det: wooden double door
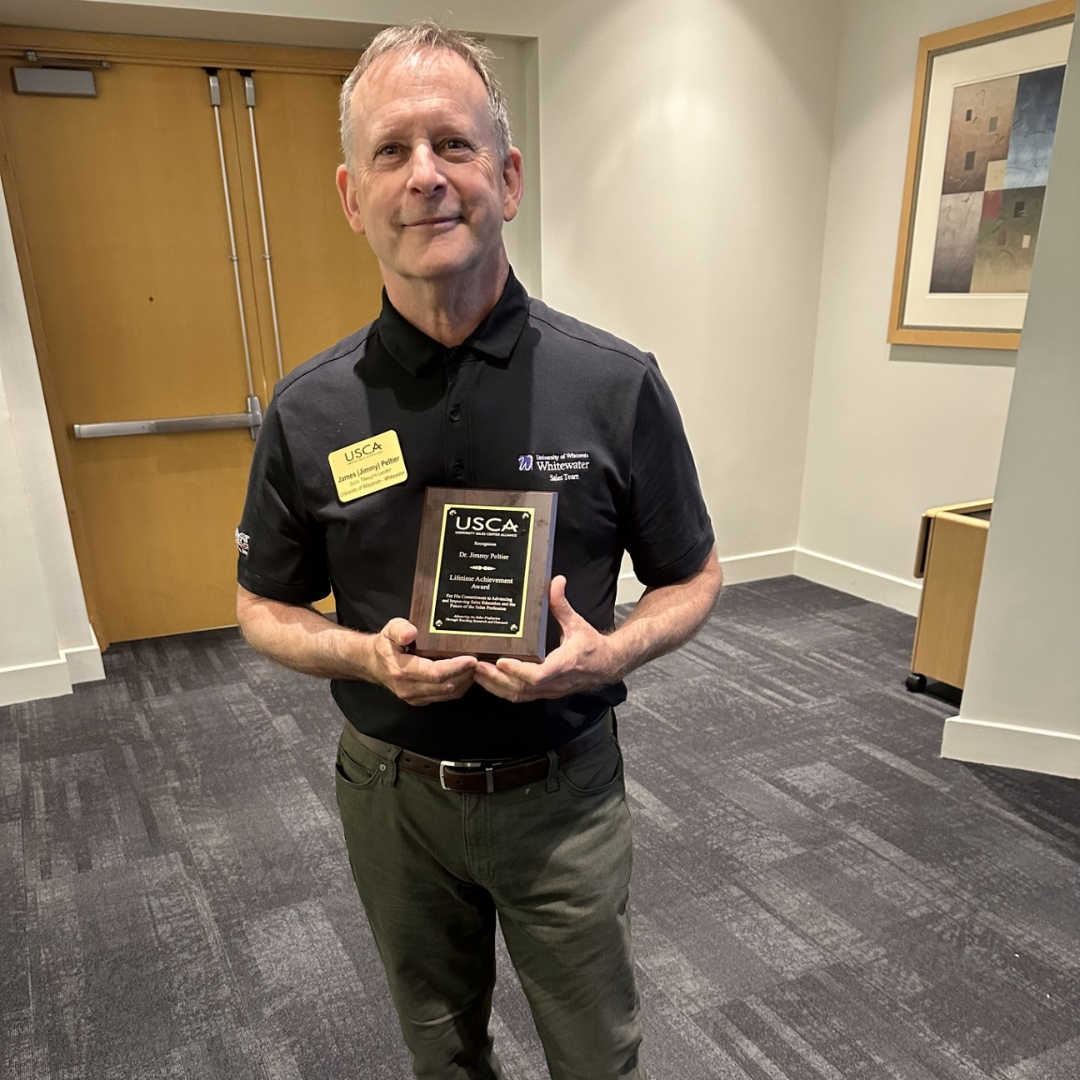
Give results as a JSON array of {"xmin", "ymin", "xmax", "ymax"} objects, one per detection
[{"xmin": 0, "ymin": 29, "xmax": 382, "ymax": 645}]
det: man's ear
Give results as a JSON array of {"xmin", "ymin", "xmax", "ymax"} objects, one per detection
[
  {"xmin": 336, "ymin": 164, "xmax": 366, "ymax": 235},
  {"xmin": 501, "ymin": 147, "xmax": 524, "ymax": 223}
]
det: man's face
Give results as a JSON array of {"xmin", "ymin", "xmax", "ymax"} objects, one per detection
[{"xmin": 336, "ymin": 48, "xmax": 523, "ymax": 288}]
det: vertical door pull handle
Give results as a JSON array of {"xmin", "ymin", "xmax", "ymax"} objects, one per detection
[
  {"xmin": 207, "ymin": 70, "xmax": 257, "ymax": 400},
  {"xmin": 242, "ymin": 72, "xmax": 286, "ymax": 382}
]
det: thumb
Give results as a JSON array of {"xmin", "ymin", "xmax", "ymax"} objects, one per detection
[
  {"xmin": 548, "ymin": 576, "xmax": 579, "ymax": 630},
  {"xmin": 383, "ymin": 618, "xmax": 418, "ymax": 649}
]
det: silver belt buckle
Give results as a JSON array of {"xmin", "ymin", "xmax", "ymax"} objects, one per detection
[
  {"xmin": 439, "ymin": 759, "xmax": 480, "ymax": 790},
  {"xmin": 440, "ymin": 760, "xmax": 496, "ymax": 792}
]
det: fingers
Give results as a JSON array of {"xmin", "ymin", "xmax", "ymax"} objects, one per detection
[
  {"xmin": 473, "ymin": 580, "xmax": 594, "ymax": 702},
  {"xmin": 549, "ymin": 575, "xmax": 568, "ymax": 606},
  {"xmin": 379, "ymin": 621, "xmax": 475, "ymax": 677},
  {"xmin": 386, "ymin": 659, "xmax": 476, "ymax": 704},
  {"xmin": 547, "ymin": 576, "xmax": 578, "ymax": 632},
  {"xmin": 474, "ymin": 655, "xmax": 563, "ymax": 703},
  {"xmin": 494, "ymin": 657, "xmax": 544, "ymax": 683},
  {"xmin": 473, "ymin": 661, "xmax": 529, "ymax": 702},
  {"xmin": 374, "ymin": 582, "xmax": 584, "ymax": 705},
  {"xmin": 428, "ymin": 655, "xmax": 479, "ymax": 680},
  {"xmin": 383, "ymin": 618, "xmax": 418, "ymax": 648},
  {"xmin": 401, "ymin": 674, "xmax": 475, "ymax": 705},
  {"xmin": 474, "ymin": 615, "xmax": 614, "ymax": 702},
  {"xmin": 375, "ymin": 619, "xmax": 477, "ymax": 704}
]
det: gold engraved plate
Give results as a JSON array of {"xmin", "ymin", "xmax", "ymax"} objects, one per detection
[
  {"xmin": 328, "ymin": 429, "xmax": 408, "ymax": 503},
  {"xmin": 409, "ymin": 488, "xmax": 557, "ymax": 662},
  {"xmin": 429, "ymin": 504, "xmax": 535, "ymax": 639}
]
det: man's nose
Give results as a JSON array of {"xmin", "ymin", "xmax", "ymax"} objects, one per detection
[{"xmin": 408, "ymin": 144, "xmax": 445, "ymax": 195}]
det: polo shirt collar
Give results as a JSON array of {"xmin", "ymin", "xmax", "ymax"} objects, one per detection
[{"xmin": 376, "ymin": 268, "xmax": 530, "ymax": 376}]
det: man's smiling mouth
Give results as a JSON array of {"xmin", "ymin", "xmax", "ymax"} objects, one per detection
[{"xmin": 405, "ymin": 216, "xmax": 460, "ymax": 227}]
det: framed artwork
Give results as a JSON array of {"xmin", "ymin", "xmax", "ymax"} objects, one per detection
[{"xmin": 889, "ymin": 1, "xmax": 1074, "ymax": 349}]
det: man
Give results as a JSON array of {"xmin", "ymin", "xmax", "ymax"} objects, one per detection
[{"xmin": 236, "ymin": 21, "xmax": 722, "ymax": 1080}]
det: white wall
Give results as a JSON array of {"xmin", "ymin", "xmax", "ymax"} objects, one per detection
[
  {"xmin": 0, "ymin": 174, "xmax": 103, "ymax": 705},
  {"xmin": 942, "ymin": 23, "xmax": 1080, "ymax": 780},
  {"xmin": 796, "ymin": 0, "xmax": 1029, "ymax": 614},
  {"xmin": 0, "ymin": 0, "xmax": 844, "ymax": 700},
  {"xmin": 0, "ymin": 366, "xmax": 70, "ymax": 706},
  {"xmin": 536, "ymin": 0, "xmax": 841, "ymax": 584}
]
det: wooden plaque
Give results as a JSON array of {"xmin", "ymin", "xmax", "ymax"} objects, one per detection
[{"xmin": 409, "ymin": 488, "xmax": 557, "ymax": 662}]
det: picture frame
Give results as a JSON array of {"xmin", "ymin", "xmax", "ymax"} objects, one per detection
[{"xmin": 888, "ymin": 1, "xmax": 1074, "ymax": 349}]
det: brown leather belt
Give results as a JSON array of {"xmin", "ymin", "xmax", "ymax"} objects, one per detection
[{"xmin": 342, "ymin": 711, "xmax": 614, "ymax": 794}]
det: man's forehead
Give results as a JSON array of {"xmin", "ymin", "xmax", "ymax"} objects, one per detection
[
  {"xmin": 355, "ymin": 47, "xmax": 485, "ymax": 113},
  {"xmin": 368, "ymin": 45, "xmax": 468, "ymax": 78}
]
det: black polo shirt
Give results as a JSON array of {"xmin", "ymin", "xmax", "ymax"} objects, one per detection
[{"xmin": 237, "ymin": 270, "xmax": 713, "ymax": 759}]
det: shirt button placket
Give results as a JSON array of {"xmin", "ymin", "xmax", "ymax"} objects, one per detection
[{"xmin": 446, "ymin": 352, "xmax": 470, "ymax": 484}]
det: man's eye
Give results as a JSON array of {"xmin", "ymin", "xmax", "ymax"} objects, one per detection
[
  {"xmin": 443, "ymin": 139, "xmax": 471, "ymax": 152},
  {"xmin": 375, "ymin": 144, "xmax": 400, "ymax": 158}
]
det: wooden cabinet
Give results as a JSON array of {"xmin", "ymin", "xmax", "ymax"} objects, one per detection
[{"xmin": 909, "ymin": 500, "xmax": 992, "ymax": 691}]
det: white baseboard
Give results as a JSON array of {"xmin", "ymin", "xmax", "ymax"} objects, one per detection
[
  {"xmin": 0, "ymin": 636, "xmax": 103, "ymax": 708},
  {"xmin": 941, "ymin": 717, "xmax": 1080, "ymax": 780},
  {"xmin": 0, "ymin": 657, "xmax": 72, "ymax": 708},
  {"xmin": 719, "ymin": 547, "xmax": 797, "ymax": 585},
  {"xmin": 793, "ymin": 548, "xmax": 922, "ymax": 615},
  {"xmin": 618, "ymin": 546, "xmax": 919, "ymax": 614},
  {"xmin": 63, "ymin": 642, "xmax": 105, "ymax": 684},
  {"xmin": 616, "ymin": 548, "xmax": 796, "ymax": 605}
]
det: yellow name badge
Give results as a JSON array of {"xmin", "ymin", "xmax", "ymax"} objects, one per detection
[{"xmin": 328, "ymin": 429, "xmax": 408, "ymax": 503}]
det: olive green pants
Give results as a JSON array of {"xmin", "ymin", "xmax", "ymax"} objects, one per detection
[{"xmin": 334, "ymin": 721, "xmax": 645, "ymax": 1080}]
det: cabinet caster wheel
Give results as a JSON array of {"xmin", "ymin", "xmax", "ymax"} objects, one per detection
[{"xmin": 905, "ymin": 673, "xmax": 927, "ymax": 693}]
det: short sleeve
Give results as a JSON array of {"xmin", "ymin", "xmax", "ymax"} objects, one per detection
[
  {"xmin": 236, "ymin": 396, "xmax": 331, "ymax": 604},
  {"xmin": 623, "ymin": 356, "xmax": 715, "ymax": 587}
]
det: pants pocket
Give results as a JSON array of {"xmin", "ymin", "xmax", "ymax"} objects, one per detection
[
  {"xmin": 334, "ymin": 735, "xmax": 384, "ymax": 790},
  {"xmin": 559, "ymin": 734, "xmax": 624, "ymax": 796}
]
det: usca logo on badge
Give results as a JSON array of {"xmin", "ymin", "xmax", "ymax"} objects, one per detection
[
  {"xmin": 343, "ymin": 439, "xmax": 381, "ymax": 462},
  {"xmin": 518, "ymin": 455, "xmax": 533, "ymax": 471}
]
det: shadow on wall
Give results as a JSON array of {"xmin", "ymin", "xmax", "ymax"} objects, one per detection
[{"xmin": 890, "ymin": 344, "xmax": 1018, "ymax": 367}]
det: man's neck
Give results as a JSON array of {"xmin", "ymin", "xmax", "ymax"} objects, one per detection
[{"xmin": 383, "ymin": 256, "xmax": 510, "ymax": 348}]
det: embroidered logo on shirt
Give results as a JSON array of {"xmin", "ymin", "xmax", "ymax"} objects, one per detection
[
  {"xmin": 235, "ymin": 528, "xmax": 250, "ymax": 557},
  {"xmin": 328, "ymin": 429, "xmax": 408, "ymax": 503},
  {"xmin": 520, "ymin": 451, "xmax": 591, "ymax": 483}
]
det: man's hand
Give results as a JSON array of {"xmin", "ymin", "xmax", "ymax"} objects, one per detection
[
  {"xmin": 473, "ymin": 548, "xmax": 722, "ymax": 704},
  {"xmin": 474, "ymin": 576, "xmax": 616, "ymax": 703},
  {"xmin": 235, "ymin": 586, "xmax": 476, "ymax": 705},
  {"xmin": 368, "ymin": 618, "xmax": 477, "ymax": 705}
]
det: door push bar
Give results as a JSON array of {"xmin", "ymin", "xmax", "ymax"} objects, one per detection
[{"xmin": 73, "ymin": 395, "xmax": 263, "ymax": 441}]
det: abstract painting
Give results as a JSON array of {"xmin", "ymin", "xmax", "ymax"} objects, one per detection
[
  {"xmin": 930, "ymin": 65, "xmax": 1064, "ymax": 294},
  {"xmin": 889, "ymin": 2, "xmax": 1073, "ymax": 349}
]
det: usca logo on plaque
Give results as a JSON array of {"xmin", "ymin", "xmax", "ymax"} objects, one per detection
[{"xmin": 454, "ymin": 513, "xmax": 521, "ymax": 534}]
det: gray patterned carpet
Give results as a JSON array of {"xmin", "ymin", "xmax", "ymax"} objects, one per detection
[{"xmin": 3, "ymin": 577, "xmax": 1080, "ymax": 1079}]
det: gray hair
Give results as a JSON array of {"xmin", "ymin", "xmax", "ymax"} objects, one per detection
[{"xmin": 339, "ymin": 21, "xmax": 512, "ymax": 168}]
